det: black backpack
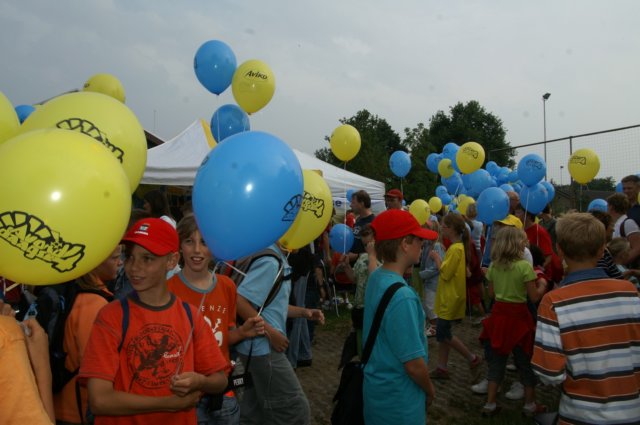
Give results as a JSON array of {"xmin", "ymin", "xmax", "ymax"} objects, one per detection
[{"xmin": 25, "ymin": 282, "xmax": 113, "ymax": 393}]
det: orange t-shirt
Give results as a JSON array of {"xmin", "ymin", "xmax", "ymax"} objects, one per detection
[
  {"xmin": 54, "ymin": 289, "xmax": 111, "ymax": 423},
  {"xmin": 167, "ymin": 273, "xmax": 236, "ymax": 364},
  {"xmin": 79, "ymin": 294, "xmax": 226, "ymax": 425}
]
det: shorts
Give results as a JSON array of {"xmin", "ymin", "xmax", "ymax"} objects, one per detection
[{"xmin": 436, "ymin": 318, "xmax": 454, "ymax": 342}]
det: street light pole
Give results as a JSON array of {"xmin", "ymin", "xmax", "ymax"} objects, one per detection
[
  {"xmin": 560, "ymin": 165, "xmax": 564, "ymax": 187},
  {"xmin": 542, "ymin": 93, "xmax": 551, "ymax": 180}
]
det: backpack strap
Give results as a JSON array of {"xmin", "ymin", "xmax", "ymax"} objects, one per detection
[
  {"xmin": 117, "ymin": 297, "xmax": 130, "ymax": 353},
  {"xmin": 620, "ymin": 217, "xmax": 629, "ymax": 238},
  {"xmin": 361, "ymin": 282, "xmax": 404, "ymax": 365},
  {"xmin": 181, "ymin": 300, "xmax": 194, "ymax": 328}
]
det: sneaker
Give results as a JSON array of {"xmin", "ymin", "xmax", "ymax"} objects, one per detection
[
  {"xmin": 522, "ymin": 402, "xmax": 547, "ymax": 417},
  {"xmin": 505, "ymin": 381, "xmax": 524, "ymax": 400},
  {"xmin": 506, "ymin": 363, "xmax": 517, "ymax": 372},
  {"xmin": 471, "ymin": 379, "xmax": 488, "ymax": 394},
  {"xmin": 430, "ymin": 368, "xmax": 450, "ymax": 380},
  {"xmin": 469, "ymin": 354, "xmax": 483, "ymax": 369},
  {"xmin": 472, "ymin": 315, "xmax": 486, "ymax": 326},
  {"xmin": 346, "ymin": 303, "xmax": 354, "ymax": 310},
  {"xmin": 481, "ymin": 404, "xmax": 501, "ymax": 417}
]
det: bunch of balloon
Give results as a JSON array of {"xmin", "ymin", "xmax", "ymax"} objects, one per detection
[
  {"xmin": 409, "ymin": 199, "xmax": 431, "ymax": 225},
  {"xmin": 330, "ymin": 124, "xmax": 361, "ymax": 162},
  {"xmin": 568, "ymin": 149, "xmax": 600, "ymax": 184},
  {"xmin": 279, "ymin": 170, "xmax": 333, "ymax": 250},
  {"xmin": 19, "ymin": 91, "xmax": 147, "ymax": 193},
  {"xmin": 232, "ymin": 60, "xmax": 275, "ymax": 114},
  {"xmin": 210, "ymin": 104, "xmax": 250, "ymax": 142},
  {"xmin": 83, "ymin": 73, "xmax": 126, "ymax": 103},
  {"xmin": 0, "ymin": 91, "xmax": 19, "ymax": 144},
  {"xmin": 194, "ymin": 40, "xmax": 237, "ymax": 96},
  {"xmin": 192, "ymin": 131, "xmax": 303, "ymax": 261},
  {"xmin": 0, "ymin": 129, "xmax": 131, "ymax": 285},
  {"xmin": 389, "ymin": 150, "xmax": 411, "ymax": 178}
]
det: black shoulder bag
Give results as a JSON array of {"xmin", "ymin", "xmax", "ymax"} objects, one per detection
[{"xmin": 331, "ymin": 282, "xmax": 404, "ymax": 425}]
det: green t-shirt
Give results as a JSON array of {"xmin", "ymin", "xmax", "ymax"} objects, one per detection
[{"xmin": 487, "ymin": 259, "xmax": 536, "ymax": 303}]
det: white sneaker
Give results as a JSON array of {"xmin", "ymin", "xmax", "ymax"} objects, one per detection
[
  {"xmin": 505, "ymin": 381, "xmax": 524, "ymax": 400},
  {"xmin": 471, "ymin": 378, "xmax": 488, "ymax": 394},
  {"xmin": 506, "ymin": 363, "xmax": 517, "ymax": 372},
  {"xmin": 346, "ymin": 303, "xmax": 353, "ymax": 310}
]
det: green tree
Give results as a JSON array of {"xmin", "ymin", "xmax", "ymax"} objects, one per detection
[
  {"xmin": 428, "ymin": 100, "xmax": 515, "ymax": 167},
  {"xmin": 401, "ymin": 123, "xmax": 439, "ymax": 202}
]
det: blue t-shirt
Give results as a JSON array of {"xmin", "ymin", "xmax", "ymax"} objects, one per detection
[
  {"xmin": 363, "ymin": 268, "xmax": 428, "ymax": 425},
  {"xmin": 235, "ymin": 246, "xmax": 291, "ymax": 356}
]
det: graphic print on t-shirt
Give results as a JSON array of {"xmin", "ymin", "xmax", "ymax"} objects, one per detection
[{"xmin": 126, "ymin": 323, "xmax": 184, "ymax": 389}]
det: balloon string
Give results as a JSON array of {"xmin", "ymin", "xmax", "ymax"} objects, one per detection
[{"xmin": 343, "ymin": 161, "xmax": 349, "ymax": 253}]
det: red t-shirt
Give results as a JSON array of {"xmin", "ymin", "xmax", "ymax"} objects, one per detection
[
  {"xmin": 79, "ymin": 295, "xmax": 226, "ymax": 425},
  {"xmin": 525, "ymin": 224, "xmax": 563, "ymax": 283},
  {"xmin": 167, "ymin": 273, "xmax": 236, "ymax": 365}
]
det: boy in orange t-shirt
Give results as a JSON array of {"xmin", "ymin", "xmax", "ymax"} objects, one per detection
[
  {"xmin": 167, "ymin": 214, "xmax": 264, "ymax": 423},
  {"xmin": 80, "ymin": 218, "xmax": 228, "ymax": 425}
]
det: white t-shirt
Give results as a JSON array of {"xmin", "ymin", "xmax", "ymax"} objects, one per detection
[{"xmin": 613, "ymin": 214, "xmax": 640, "ymax": 238}]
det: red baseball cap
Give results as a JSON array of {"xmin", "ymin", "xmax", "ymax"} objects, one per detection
[
  {"xmin": 384, "ymin": 189, "xmax": 403, "ymax": 201},
  {"xmin": 371, "ymin": 209, "xmax": 438, "ymax": 242},
  {"xmin": 122, "ymin": 218, "xmax": 179, "ymax": 256}
]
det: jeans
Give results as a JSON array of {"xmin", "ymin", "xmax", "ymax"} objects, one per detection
[
  {"xmin": 286, "ymin": 275, "xmax": 312, "ymax": 368},
  {"xmin": 197, "ymin": 395, "xmax": 240, "ymax": 425}
]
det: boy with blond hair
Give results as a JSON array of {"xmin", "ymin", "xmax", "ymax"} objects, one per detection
[{"xmin": 532, "ymin": 213, "xmax": 640, "ymax": 425}]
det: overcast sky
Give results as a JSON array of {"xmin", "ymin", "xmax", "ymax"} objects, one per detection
[{"xmin": 2, "ymin": 1, "xmax": 639, "ymax": 182}]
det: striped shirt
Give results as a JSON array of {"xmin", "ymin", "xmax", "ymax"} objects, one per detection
[{"xmin": 532, "ymin": 268, "xmax": 640, "ymax": 425}]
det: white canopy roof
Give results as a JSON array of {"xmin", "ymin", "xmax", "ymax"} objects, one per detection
[{"xmin": 141, "ymin": 120, "xmax": 385, "ymax": 203}]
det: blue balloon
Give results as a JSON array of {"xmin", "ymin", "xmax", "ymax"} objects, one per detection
[
  {"xmin": 520, "ymin": 183, "xmax": 549, "ymax": 215},
  {"xmin": 476, "ymin": 187, "xmax": 510, "ymax": 224},
  {"xmin": 508, "ymin": 170, "xmax": 519, "ymax": 183},
  {"xmin": 442, "ymin": 142, "xmax": 460, "ymax": 172},
  {"xmin": 439, "ymin": 193, "xmax": 452, "ymax": 205},
  {"xmin": 210, "ymin": 104, "xmax": 250, "ymax": 142},
  {"xmin": 541, "ymin": 181, "xmax": 555, "ymax": 203},
  {"xmin": 194, "ymin": 40, "xmax": 237, "ymax": 95},
  {"xmin": 517, "ymin": 154, "xmax": 546, "ymax": 187},
  {"xmin": 486, "ymin": 161, "xmax": 499, "ymax": 176},
  {"xmin": 616, "ymin": 182, "xmax": 623, "ymax": 193},
  {"xmin": 14, "ymin": 104, "xmax": 35, "ymax": 123},
  {"xmin": 329, "ymin": 224, "xmax": 354, "ymax": 254},
  {"xmin": 193, "ymin": 131, "xmax": 303, "ymax": 260},
  {"xmin": 442, "ymin": 172, "xmax": 463, "ymax": 194},
  {"xmin": 435, "ymin": 185, "xmax": 448, "ymax": 197},
  {"xmin": 426, "ymin": 153, "xmax": 441, "ymax": 174},
  {"xmin": 466, "ymin": 169, "xmax": 493, "ymax": 198},
  {"xmin": 346, "ymin": 188, "xmax": 356, "ymax": 202},
  {"xmin": 389, "ymin": 150, "xmax": 411, "ymax": 177},
  {"xmin": 500, "ymin": 184, "xmax": 514, "ymax": 193},
  {"xmin": 588, "ymin": 198, "xmax": 608, "ymax": 213}
]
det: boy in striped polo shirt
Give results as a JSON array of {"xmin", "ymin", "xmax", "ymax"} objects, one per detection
[{"xmin": 532, "ymin": 213, "xmax": 640, "ymax": 425}]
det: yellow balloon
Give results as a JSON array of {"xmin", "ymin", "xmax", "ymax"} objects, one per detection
[
  {"xmin": 457, "ymin": 196, "xmax": 476, "ymax": 216},
  {"xmin": 456, "ymin": 141, "xmax": 485, "ymax": 174},
  {"xmin": 279, "ymin": 170, "xmax": 333, "ymax": 250},
  {"xmin": 0, "ymin": 91, "xmax": 19, "ymax": 145},
  {"xmin": 83, "ymin": 73, "xmax": 126, "ymax": 103},
  {"xmin": 428, "ymin": 196, "xmax": 442, "ymax": 214},
  {"xmin": 409, "ymin": 199, "xmax": 431, "ymax": 225},
  {"xmin": 568, "ymin": 148, "xmax": 600, "ymax": 184},
  {"xmin": 232, "ymin": 60, "xmax": 275, "ymax": 114},
  {"xmin": 330, "ymin": 124, "xmax": 361, "ymax": 162},
  {"xmin": 20, "ymin": 91, "xmax": 147, "ymax": 192},
  {"xmin": 0, "ymin": 129, "xmax": 131, "ymax": 285},
  {"xmin": 438, "ymin": 158, "xmax": 455, "ymax": 178}
]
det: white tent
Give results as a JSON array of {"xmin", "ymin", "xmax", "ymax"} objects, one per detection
[{"xmin": 142, "ymin": 121, "xmax": 386, "ymax": 208}]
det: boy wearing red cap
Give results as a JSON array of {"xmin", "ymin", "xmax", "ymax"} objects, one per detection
[
  {"xmin": 363, "ymin": 209, "xmax": 437, "ymax": 425},
  {"xmin": 80, "ymin": 218, "xmax": 228, "ymax": 425}
]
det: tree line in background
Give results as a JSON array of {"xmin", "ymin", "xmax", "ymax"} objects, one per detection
[{"xmin": 315, "ymin": 100, "xmax": 616, "ymax": 208}]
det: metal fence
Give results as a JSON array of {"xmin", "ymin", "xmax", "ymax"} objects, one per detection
[{"xmin": 489, "ymin": 124, "xmax": 640, "ymax": 186}]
